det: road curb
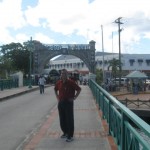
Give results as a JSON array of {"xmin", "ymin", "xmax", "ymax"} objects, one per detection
[
  {"xmin": 0, "ymin": 87, "xmax": 39, "ymax": 102},
  {"xmin": 0, "ymin": 85, "xmax": 53, "ymax": 102}
]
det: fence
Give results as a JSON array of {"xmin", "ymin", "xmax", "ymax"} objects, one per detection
[
  {"xmin": 0, "ymin": 79, "xmax": 18, "ymax": 91},
  {"xmin": 119, "ymin": 98, "xmax": 150, "ymax": 108},
  {"xmin": 0, "ymin": 79, "xmax": 37, "ymax": 91},
  {"xmin": 89, "ymin": 79, "xmax": 150, "ymax": 150}
]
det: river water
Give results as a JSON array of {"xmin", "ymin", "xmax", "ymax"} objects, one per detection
[{"xmin": 135, "ymin": 128, "xmax": 150, "ymax": 149}]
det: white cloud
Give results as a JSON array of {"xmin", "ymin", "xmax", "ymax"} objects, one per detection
[
  {"xmin": 0, "ymin": 28, "xmax": 14, "ymax": 44},
  {"xmin": 0, "ymin": 0, "xmax": 150, "ymax": 53},
  {"xmin": 34, "ymin": 33, "xmax": 55, "ymax": 44},
  {"xmin": 0, "ymin": 0, "xmax": 26, "ymax": 44},
  {"xmin": 15, "ymin": 34, "xmax": 29, "ymax": 43},
  {"xmin": 0, "ymin": 0, "xmax": 26, "ymax": 29}
]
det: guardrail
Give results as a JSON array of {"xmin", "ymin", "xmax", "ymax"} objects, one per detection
[
  {"xmin": 0, "ymin": 79, "xmax": 18, "ymax": 91},
  {"xmin": 0, "ymin": 79, "xmax": 37, "ymax": 91},
  {"xmin": 89, "ymin": 79, "xmax": 150, "ymax": 150},
  {"xmin": 119, "ymin": 98, "xmax": 150, "ymax": 108}
]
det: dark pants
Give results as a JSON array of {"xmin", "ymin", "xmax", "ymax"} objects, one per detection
[
  {"xmin": 58, "ymin": 100, "xmax": 74, "ymax": 138},
  {"xmin": 39, "ymin": 85, "xmax": 44, "ymax": 94}
]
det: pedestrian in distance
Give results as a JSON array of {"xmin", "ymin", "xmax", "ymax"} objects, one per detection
[
  {"xmin": 38, "ymin": 75, "xmax": 46, "ymax": 94},
  {"xmin": 54, "ymin": 69, "xmax": 81, "ymax": 142}
]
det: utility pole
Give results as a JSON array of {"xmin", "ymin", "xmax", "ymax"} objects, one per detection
[
  {"xmin": 114, "ymin": 17, "xmax": 123, "ymax": 87},
  {"xmin": 101, "ymin": 25, "xmax": 105, "ymax": 83},
  {"xmin": 28, "ymin": 37, "xmax": 33, "ymax": 88},
  {"xmin": 112, "ymin": 32, "xmax": 114, "ymax": 58}
]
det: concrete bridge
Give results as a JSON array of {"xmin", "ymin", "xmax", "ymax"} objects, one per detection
[{"xmin": 0, "ymin": 80, "xmax": 150, "ymax": 150}]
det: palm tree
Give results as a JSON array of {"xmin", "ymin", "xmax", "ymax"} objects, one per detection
[
  {"xmin": 108, "ymin": 58, "xmax": 120, "ymax": 79},
  {"xmin": 95, "ymin": 68, "xmax": 103, "ymax": 85}
]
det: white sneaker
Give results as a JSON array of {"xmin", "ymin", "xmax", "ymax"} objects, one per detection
[
  {"xmin": 60, "ymin": 134, "xmax": 67, "ymax": 138},
  {"xmin": 66, "ymin": 137, "xmax": 73, "ymax": 142}
]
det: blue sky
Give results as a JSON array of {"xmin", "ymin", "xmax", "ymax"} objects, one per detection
[{"xmin": 0, "ymin": 0, "xmax": 150, "ymax": 55}]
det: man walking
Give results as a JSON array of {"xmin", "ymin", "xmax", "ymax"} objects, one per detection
[
  {"xmin": 54, "ymin": 69, "xmax": 81, "ymax": 142},
  {"xmin": 38, "ymin": 75, "xmax": 46, "ymax": 94}
]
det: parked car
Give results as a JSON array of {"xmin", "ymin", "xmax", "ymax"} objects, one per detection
[
  {"xmin": 146, "ymin": 79, "xmax": 150, "ymax": 85},
  {"xmin": 113, "ymin": 78, "xmax": 128, "ymax": 86}
]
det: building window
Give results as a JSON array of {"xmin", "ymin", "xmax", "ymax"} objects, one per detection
[
  {"xmin": 81, "ymin": 62, "xmax": 84, "ymax": 67},
  {"xmin": 99, "ymin": 61, "xmax": 102, "ymax": 66},
  {"xmin": 129, "ymin": 59, "xmax": 135, "ymax": 66},
  {"xmin": 138, "ymin": 59, "xmax": 143, "ymax": 66},
  {"xmin": 73, "ymin": 63, "xmax": 76, "ymax": 68},
  {"xmin": 104, "ymin": 60, "xmax": 108, "ymax": 65},
  {"xmin": 122, "ymin": 60, "xmax": 125, "ymax": 66},
  {"xmin": 70, "ymin": 63, "xmax": 72, "ymax": 68},
  {"xmin": 77, "ymin": 63, "xmax": 80, "ymax": 68},
  {"xmin": 146, "ymin": 59, "xmax": 150, "ymax": 66}
]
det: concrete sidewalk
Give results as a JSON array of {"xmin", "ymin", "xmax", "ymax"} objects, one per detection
[
  {"xmin": 21, "ymin": 85, "xmax": 116, "ymax": 150},
  {"xmin": 0, "ymin": 86, "xmax": 39, "ymax": 101},
  {"xmin": 0, "ymin": 85, "xmax": 53, "ymax": 101}
]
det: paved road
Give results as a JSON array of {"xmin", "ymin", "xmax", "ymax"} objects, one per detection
[{"xmin": 0, "ymin": 86, "xmax": 57, "ymax": 150}]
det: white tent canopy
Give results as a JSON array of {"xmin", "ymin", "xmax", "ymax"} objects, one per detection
[{"xmin": 125, "ymin": 70, "xmax": 148, "ymax": 79}]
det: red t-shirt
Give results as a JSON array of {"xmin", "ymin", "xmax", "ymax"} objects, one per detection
[{"xmin": 54, "ymin": 79, "xmax": 81, "ymax": 101}]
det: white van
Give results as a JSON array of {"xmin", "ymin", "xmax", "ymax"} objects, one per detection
[
  {"xmin": 113, "ymin": 78, "xmax": 128, "ymax": 86},
  {"xmin": 146, "ymin": 79, "xmax": 150, "ymax": 85}
]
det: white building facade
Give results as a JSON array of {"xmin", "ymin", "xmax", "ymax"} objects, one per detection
[{"xmin": 47, "ymin": 52, "xmax": 150, "ymax": 78}]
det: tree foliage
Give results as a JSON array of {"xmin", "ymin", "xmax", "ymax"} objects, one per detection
[
  {"xmin": 108, "ymin": 58, "xmax": 120, "ymax": 79},
  {"xmin": 95, "ymin": 68, "xmax": 103, "ymax": 85},
  {"xmin": 0, "ymin": 42, "xmax": 30, "ymax": 78}
]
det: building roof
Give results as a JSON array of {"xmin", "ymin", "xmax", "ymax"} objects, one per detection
[
  {"xmin": 53, "ymin": 55, "xmax": 77, "ymax": 61},
  {"xmin": 52, "ymin": 52, "xmax": 115, "ymax": 61},
  {"xmin": 125, "ymin": 70, "xmax": 148, "ymax": 79}
]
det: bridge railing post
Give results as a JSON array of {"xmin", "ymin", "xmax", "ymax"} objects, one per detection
[{"xmin": 120, "ymin": 112, "xmax": 127, "ymax": 150}]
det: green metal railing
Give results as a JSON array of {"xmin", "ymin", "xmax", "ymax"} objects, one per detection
[
  {"xmin": 0, "ymin": 79, "xmax": 18, "ymax": 91},
  {"xmin": 89, "ymin": 79, "xmax": 150, "ymax": 150},
  {"xmin": 0, "ymin": 79, "xmax": 37, "ymax": 91}
]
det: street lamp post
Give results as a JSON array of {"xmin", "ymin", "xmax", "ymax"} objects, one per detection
[{"xmin": 28, "ymin": 37, "xmax": 33, "ymax": 88}]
